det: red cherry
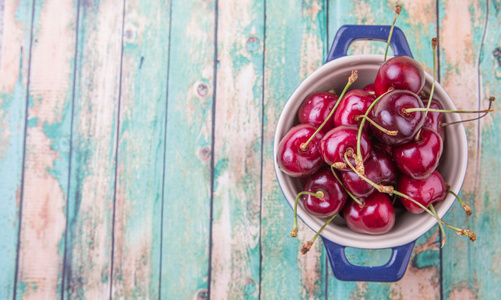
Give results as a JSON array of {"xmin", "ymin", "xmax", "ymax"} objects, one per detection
[
  {"xmin": 332, "ymin": 89, "xmax": 375, "ymax": 131},
  {"xmin": 277, "ymin": 124, "xmax": 324, "ymax": 177},
  {"xmin": 343, "ymin": 191, "xmax": 396, "ymax": 235},
  {"xmin": 363, "ymin": 83, "xmax": 375, "ymax": 94},
  {"xmin": 397, "ymin": 170, "xmax": 447, "ymax": 214},
  {"xmin": 302, "ymin": 168, "xmax": 347, "ymax": 217},
  {"xmin": 370, "ymin": 90, "xmax": 425, "ymax": 146},
  {"xmin": 342, "ymin": 146, "xmax": 397, "ymax": 197},
  {"xmin": 298, "ymin": 92, "xmax": 339, "ymax": 132},
  {"xmin": 374, "ymin": 56, "xmax": 425, "ymax": 97},
  {"xmin": 320, "ymin": 125, "xmax": 371, "ymax": 171},
  {"xmin": 393, "ymin": 127, "xmax": 443, "ymax": 180}
]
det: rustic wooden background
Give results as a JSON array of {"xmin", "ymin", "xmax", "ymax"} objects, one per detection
[{"xmin": 1, "ymin": 0, "xmax": 500, "ymax": 299}]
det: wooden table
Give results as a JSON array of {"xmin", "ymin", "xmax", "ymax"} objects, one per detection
[{"xmin": 1, "ymin": 0, "xmax": 500, "ymax": 299}]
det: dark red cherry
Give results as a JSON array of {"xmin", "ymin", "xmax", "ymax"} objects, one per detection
[
  {"xmin": 363, "ymin": 83, "xmax": 375, "ymax": 94},
  {"xmin": 393, "ymin": 127, "xmax": 443, "ymax": 180},
  {"xmin": 277, "ymin": 124, "xmax": 325, "ymax": 177},
  {"xmin": 422, "ymin": 99, "xmax": 445, "ymax": 140},
  {"xmin": 342, "ymin": 146, "xmax": 397, "ymax": 197},
  {"xmin": 398, "ymin": 170, "xmax": 447, "ymax": 214},
  {"xmin": 374, "ymin": 56, "xmax": 425, "ymax": 97},
  {"xmin": 343, "ymin": 191, "xmax": 395, "ymax": 235},
  {"xmin": 332, "ymin": 89, "xmax": 375, "ymax": 131},
  {"xmin": 298, "ymin": 92, "xmax": 339, "ymax": 133},
  {"xmin": 370, "ymin": 90, "xmax": 425, "ymax": 146},
  {"xmin": 320, "ymin": 125, "xmax": 371, "ymax": 171},
  {"xmin": 302, "ymin": 168, "xmax": 347, "ymax": 217}
]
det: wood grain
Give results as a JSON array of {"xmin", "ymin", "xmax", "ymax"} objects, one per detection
[
  {"xmin": 210, "ymin": 0, "xmax": 264, "ymax": 298},
  {"xmin": 62, "ymin": 0, "xmax": 124, "ymax": 298},
  {"xmin": 0, "ymin": 0, "xmax": 33, "ymax": 298},
  {"xmin": 261, "ymin": 0, "xmax": 328, "ymax": 299},
  {"xmin": 15, "ymin": 0, "xmax": 77, "ymax": 298},
  {"xmin": 160, "ymin": 0, "xmax": 214, "ymax": 298},
  {"xmin": 326, "ymin": 1, "xmax": 440, "ymax": 298},
  {"xmin": 110, "ymin": 0, "xmax": 170, "ymax": 298}
]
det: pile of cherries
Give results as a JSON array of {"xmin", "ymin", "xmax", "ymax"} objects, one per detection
[{"xmin": 277, "ymin": 48, "xmax": 491, "ymax": 253}]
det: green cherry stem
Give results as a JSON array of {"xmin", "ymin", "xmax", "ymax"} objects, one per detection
[
  {"xmin": 301, "ymin": 213, "xmax": 338, "ymax": 254},
  {"xmin": 440, "ymin": 96, "xmax": 496, "ymax": 127},
  {"xmin": 404, "ymin": 107, "xmax": 494, "ymax": 114},
  {"xmin": 430, "ymin": 204, "xmax": 447, "ymax": 248},
  {"xmin": 356, "ymin": 115, "xmax": 398, "ymax": 136},
  {"xmin": 300, "ymin": 70, "xmax": 358, "ymax": 151},
  {"xmin": 448, "ymin": 189, "xmax": 472, "ymax": 216},
  {"xmin": 384, "ymin": 5, "xmax": 402, "ymax": 62},
  {"xmin": 355, "ymin": 88, "xmax": 395, "ymax": 174},
  {"xmin": 291, "ymin": 191, "xmax": 325, "ymax": 237},
  {"xmin": 416, "ymin": 37, "xmax": 438, "ymax": 141},
  {"xmin": 344, "ymin": 152, "xmax": 477, "ymax": 243},
  {"xmin": 330, "ymin": 164, "xmax": 364, "ymax": 207}
]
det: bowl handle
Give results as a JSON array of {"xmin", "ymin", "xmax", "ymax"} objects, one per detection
[
  {"xmin": 322, "ymin": 237, "xmax": 415, "ymax": 282},
  {"xmin": 326, "ymin": 25, "xmax": 413, "ymax": 63}
]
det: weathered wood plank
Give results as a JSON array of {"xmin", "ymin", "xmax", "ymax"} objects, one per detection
[
  {"xmin": 441, "ymin": 0, "xmax": 501, "ymax": 298},
  {"xmin": 160, "ymin": 0, "xmax": 214, "ymax": 298},
  {"xmin": 14, "ymin": 0, "xmax": 77, "ymax": 298},
  {"xmin": 110, "ymin": 0, "xmax": 170, "ymax": 298},
  {"xmin": 210, "ymin": 0, "xmax": 264, "ymax": 298},
  {"xmin": 62, "ymin": 0, "xmax": 124, "ymax": 298},
  {"xmin": 326, "ymin": 1, "xmax": 440, "ymax": 297},
  {"xmin": 261, "ymin": 0, "xmax": 328, "ymax": 299},
  {"xmin": 0, "ymin": 0, "xmax": 33, "ymax": 298}
]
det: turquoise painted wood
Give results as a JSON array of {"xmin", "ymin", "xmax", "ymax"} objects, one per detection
[
  {"xmin": 0, "ymin": 0, "xmax": 33, "ymax": 299},
  {"xmin": 160, "ymin": 0, "xmax": 214, "ymax": 299},
  {"xmin": 1, "ymin": 0, "xmax": 501, "ymax": 299}
]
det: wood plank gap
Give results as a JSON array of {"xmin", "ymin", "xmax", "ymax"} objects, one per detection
[
  {"xmin": 61, "ymin": 1, "xmax": 81, "ymax": 298},
  {"xmin": 108, "ymin": 0, "xmax": 127, "ymax": 298},
  {"xmin": 157, "ymin": 0, "xmax": 174, "ymax": 298},
  {"xmin": 207, "ymin": 0, "xmax": 219, "ymax": 298},
  {"xmin": 12, "ymin": 0, "xmax": 36, "ymax": 298}
]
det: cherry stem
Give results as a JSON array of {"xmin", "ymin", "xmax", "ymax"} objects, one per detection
[
  {"xmin": 301, "ymin": 214, "xmax": 337, "ymax": 254},
  {"xmin": 330, "ymin": 164, "xmax": 364, "ymax": 207},
  {"xmin": 384, "ymin": 5, "xmax": 402, "ymax": 62},
  {"xmin": 404, "ymin": 107, "xmax": 493, "ymax": 114},
  {"xmin": 448, "ymin": 190, "xmax": 472, "ymax": 216},
  {"xmin": 441, "ymin": 96, "xmax": 496, "ymax": 127},
  {"xmin": 430, "ymin": 204, "xmax": 447, "ymax": 248},
  {"xmin": 355, "ymin": 88, "xmax": 395, "ymax": 174},
  {"xmin": 300, "ymin": 70, "xmax": 358, "ymax": 151},
  {"xmin": 344, "ymin": 152, "xmax": 476, "ymax": 242},
  {"xmin": 292, "ymin": 191, "xmax": 325, "ymax": 237},
  {"xmin": 416, "ymin": 37, "xmax": 438, "ymax": 141},
  {"xmin": 356, "ymin": 115, "xmax": 398, "ymax": 136}
]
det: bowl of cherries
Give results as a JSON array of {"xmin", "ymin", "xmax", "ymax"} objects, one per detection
[{"xmin": 274, "ymin": 23, "xmax": 493, "ymax": 282}]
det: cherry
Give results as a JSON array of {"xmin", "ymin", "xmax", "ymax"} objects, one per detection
[
  {"xmin": 370, "ymin": 90, "xmax": 425, "ymax": 146},
  {"xmin": 332, "ymin": 89, "xmax": 375, "ymax": 130},
  {"xmin": 302, "ymin": 168, "xmax": 347, "ymax": 217},
  {"xmin": 320, "ymin": 125, "xmax": 371, "ymax": 171},
  {"xmin": 363, "ymin": 83, "xmax": 375, "ymax": 94},
  {"xmin": 397, "ymin": 170, "xmax": 447, "ymax": 214},
  {"xmin": 277, "ymin": 124, "xmax": 324, "ymax": 177},
  {"xmin": 298, "ymin": 92, "xmax": 339, "ymax": 132},
  {"xmin": 422, "ymin": 99, "xmax": 445, "ymax": 139},
  {"xmin": 393, "ymin": 127, "xmax": 443, "ymax": 180},
  {"xmin": 342, "ymin": 146, "xmax": 397, "ymax": 197},
  {"xmin": 374, "ymin": 56, "xmax": 425, "ymax": 97},
  {"xmin": 343, "ymin": 191, "xmax": 396, "ymax": 235}
]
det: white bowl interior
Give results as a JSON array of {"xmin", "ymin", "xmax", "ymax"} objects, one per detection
[{"xmin": 273, "ymin": 54, "xmax": 468, "ymax": 249}]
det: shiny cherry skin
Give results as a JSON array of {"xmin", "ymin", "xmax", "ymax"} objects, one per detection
[
  {"xmin": 277, "ymin": 124, "xmax": 325, "ymax": 177},
  {"xmin": 298, "ymin": 92, "xmax": 339, "ymax": 132},
  {"xmin": 332, "ymin": 89, "xmax": 375, "ymax": 131},
  {"xmin": 320, "ymin": 125, "xmax": 371, "ymax": 171},
  {"xmin": 374, "ymin": 56, "xmax": 425, "ymax": 97},
  {"xmin": 370, "ymin": 90, "xmax": 425, "ymax": 146},
  {"xmin": 302, "ymin": 168, "xmax": 347, "ymax": 217},
  {"xmin": 363, "ymin": 83, "xmax": 375, "ymax": 94},
  {"xmin": 343, "ymin": 191, "xmax": 396, "ymax": 235},
  {"xmin": 398, "ymin": 170, "xmax": 447, "ymax": 214},
  {"xmin": 342, "ymin": 146, "xmax": 397, "ymax": 197},
  {"xmin": 422, "ymin": 99, "xmax": 445, "ymax": 140},
  {"xmin": 393, "ymin": 127, "xmax": 443, "ymax": 180}
]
